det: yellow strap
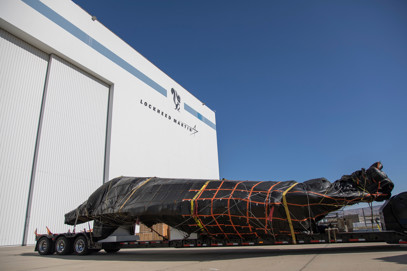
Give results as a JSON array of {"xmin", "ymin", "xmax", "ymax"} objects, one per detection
[
  {"xmin": 191, "ymin": 180, "xmax": 211, "ymax": 232},
  {"xmin": 282, "ymin": 182, "xmax": 299, "ymax": 244},
  {"xmin": 377, "ymin": 222, "xmax": 381, "ymax": 231},
  {"xmin": 119, "ymin": 177, "xmax": 153, "ymax": 211}
]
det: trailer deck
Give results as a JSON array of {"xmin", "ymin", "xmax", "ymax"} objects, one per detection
[{"xmin": 34, "ymin": 229, "xmax": 407, "ymax": 255}]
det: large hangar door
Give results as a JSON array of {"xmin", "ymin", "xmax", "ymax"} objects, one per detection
[
  {"xmin": 0, "ymin": 29, "xmax": 49, "ymax": 246},
  {"xmin": 26, "ymin": 55, "xmax": 110, "ymax": 244}
]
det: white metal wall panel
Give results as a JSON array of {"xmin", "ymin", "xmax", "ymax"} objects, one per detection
[
  {"xmin": 2, "ymin": 0, "xmax": 219, "ymax": 183},
  {"xmin": 27, "ymin": 55, "xmax": 109, "ymax": 244},
  {"xmin": 0, "ymin": 28, "xmax": 49, "ymax": 246}
]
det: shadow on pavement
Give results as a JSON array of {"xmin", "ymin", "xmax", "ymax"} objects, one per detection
[
  {"xmin": 21, "ymin": 244, "xmax": 407, "ymax": 262},
  {"xmin": 375, "ymin": 254, "xmax": 407, "ymax": 265}
]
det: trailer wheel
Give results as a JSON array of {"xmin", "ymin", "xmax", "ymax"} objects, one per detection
[
  {"xmin": 104, "ymin": 248, "xmax": 120, "ymax": 254},
  {"xmin": 37, "ymin": 237, "xmax": 54, "ymax": 255},
  {"xmin": 55, "ymin": 236, "xmax": 73, "ymax": 255},
  {"xmin": 73, "ymin": 235, "xmax": 89, "ymax": 255}
]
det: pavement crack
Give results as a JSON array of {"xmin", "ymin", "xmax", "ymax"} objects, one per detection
[{"xmin": 298, "ymin": 244, "xmax": 328, "ymax": 271}]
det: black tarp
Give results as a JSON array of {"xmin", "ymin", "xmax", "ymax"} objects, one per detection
[
  {"xmin": 380, "ymin": 191, "xmax": 407, "ymax": 231},
  {"xmin": 65, "ymin": 162, "xmax": 393, "ymax": 240}
]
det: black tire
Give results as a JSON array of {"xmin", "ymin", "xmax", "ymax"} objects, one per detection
[
  {"xmin": 55, "ymin": 236, "xmax": 73, "ymax": 255},
  {"xmin": 73, "ymin": 235, "xmax": 89, "ymax": 255},
  {"xmin": 37, "ymin": 237, "xmax": 54, "ymax": 255},
  {"xmin": 104, "ymin": 247, "xmax": 120, "ymax": 254}
]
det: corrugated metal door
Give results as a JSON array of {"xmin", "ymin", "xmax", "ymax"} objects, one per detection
[
  {"xmin": 0, "ymin": 28, "xmax": 49, "ymax": 246},
  {"xmin": 26, "ymin": 55, "xmax": 110, "ymax": 244}
]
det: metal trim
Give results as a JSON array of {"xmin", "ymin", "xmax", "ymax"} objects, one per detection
[
  {"xmin": 21, "ymin": 0, "xmax": 167, "ymax": 97},
  {"xmin": 22, "ymin": 54, "xmax": 54, "ymax": 246},
  {"xmin": 103, "ymin": 84, "xmax": 114, "ymax": 184}
]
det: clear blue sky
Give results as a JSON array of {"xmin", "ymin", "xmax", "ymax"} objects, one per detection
[{"xmin": 73, "ymin": 0, "xmax": 407, "ymax": 198}]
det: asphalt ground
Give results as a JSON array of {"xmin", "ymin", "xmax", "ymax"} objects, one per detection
[{"xmin": 0, "ymin": 242, "xmax": 406, "ymax": 271}]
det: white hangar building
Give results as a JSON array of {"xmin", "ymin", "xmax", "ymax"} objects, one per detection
[{"xmin": 0, "ymin": 0, "xmax": 219, "ymax": 246}]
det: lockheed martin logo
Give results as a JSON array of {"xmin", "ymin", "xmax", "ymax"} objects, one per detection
[
  {"xmin": 140, "ymin": 97, "xmax": 199, "ymax": 135},
  {"xmin": 171, "ymin": 88, "xmax": 181, "ymax": 111}
]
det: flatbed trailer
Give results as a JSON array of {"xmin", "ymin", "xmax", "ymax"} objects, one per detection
[
  {"xmin": 34, "ymin": 189, "xmax": 407, "ymax": 256},
  {"xmin": 34, "ymin": 228, "xmax": 407, "ymax": 256}
]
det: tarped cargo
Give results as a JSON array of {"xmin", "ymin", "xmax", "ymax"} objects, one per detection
[
  {"xmin": 65, "ymin": 162, "xmax": 393, "ymax": 240},
  {"xmin": 380, "ymin": 191, "xmax": 407, "ymax": 232}
]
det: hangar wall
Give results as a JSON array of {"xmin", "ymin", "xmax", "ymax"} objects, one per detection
[
  {"xmin": 0, "ymin": 0, "xmax": 219, "ymax": 246},
  {"xmin": 0, "ymin": 28, "xmax": 50, "ymax": 246},
  {"xmin": 26, "ymin": 55, "xmax": 110, "ymax": 245}
]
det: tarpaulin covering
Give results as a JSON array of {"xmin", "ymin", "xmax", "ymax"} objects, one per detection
[
  {"xmin": 380, "ymin": 191, "xmax": 407, "ymax": 232},
  {"xmin": 65, "ymin": 162, "xmax": 393, "ymax": 240}
]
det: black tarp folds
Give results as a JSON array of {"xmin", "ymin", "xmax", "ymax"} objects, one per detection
[
  {"xmin": 65, "ymin": 162, "xmax": 393, "ymax": 240},
  {"xmin": 380, "ymin": 191, "xmax": 407, "ymax": 232}
]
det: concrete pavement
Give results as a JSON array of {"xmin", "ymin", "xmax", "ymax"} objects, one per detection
[{"xmin": 0, "ymin": 242, "xmax": 406, "ymax": 271}]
